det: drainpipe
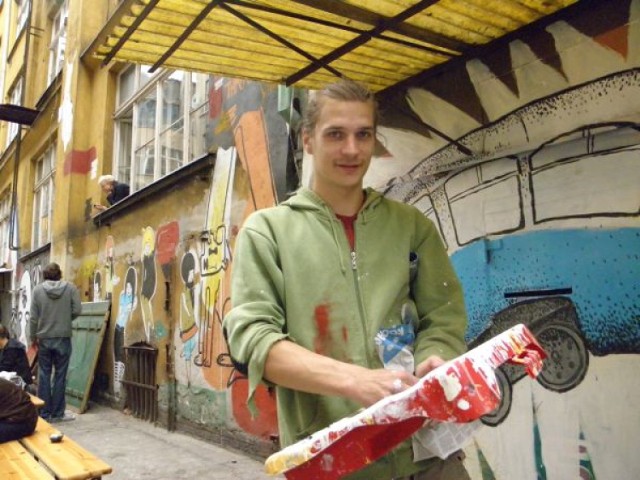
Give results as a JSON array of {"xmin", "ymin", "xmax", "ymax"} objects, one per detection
[
  {"xmin": 9, "ymin": 1, "xmax": 35, "ymax": 252},
  {"xmin": 8, "ymin": 1, "xmax": 35, "ymax": 313}
]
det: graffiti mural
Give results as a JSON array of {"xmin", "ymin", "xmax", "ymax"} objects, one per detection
[
  {"xmin": 104, "ymin": 235, "xmax": 115, "ymax": 300},
  {"xmin": 140, "ymin": 226, "xmax": 157, "ymax": 343},
  {"xmin": 178, "ymin": 249, "xmax": 199, "ymax": 386},
  {"xmin": 93, "ymin": 270, "xmax": 102, "ymax": 302},
  {"xmin": 114, "ymin": 264, "xmax": 137, "ymax": 396},
  {"xmin": 376, "ymin": 2, "xmax": 640, "ymax": 478},
  {"xmin": 197, "ymin": 146, "xmax": 235, "ymax": 390},
  {"xmin": 14, "ymin": 270, "xmax": 32, "ymax": 346}
]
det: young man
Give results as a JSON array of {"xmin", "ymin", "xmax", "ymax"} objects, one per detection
[
  {"xmin": 30, "ymin": 262, "xmax": 82, "ymax": 422},
  {"xmin": 0, "ymin": 325, "xmax": 32, "ymax": 387},
  {"xmin": 94, "ymin": 175, "xmax": 130, "ymax": 211},
  {"xmin": 224, "ymin": 80, "xmax": 470, "ymax": 479}
]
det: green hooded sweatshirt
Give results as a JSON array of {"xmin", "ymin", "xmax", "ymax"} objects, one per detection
[{"xmin": 224, "ymin": 187, "xmax": 468, "ymax": 479}]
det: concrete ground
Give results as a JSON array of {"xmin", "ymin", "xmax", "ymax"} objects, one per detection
[{"xmin": 54, "ymin": 403, "xmax": 283, "ymax": 480}]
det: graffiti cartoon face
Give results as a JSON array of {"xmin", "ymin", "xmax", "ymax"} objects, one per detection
[
  {"xmin": 142, "ymin": 227, "xmax": 155, "ymax": 257},
  {"xmin": 202, "ymin": 225, "xmax": 228, "ymax": 277}
]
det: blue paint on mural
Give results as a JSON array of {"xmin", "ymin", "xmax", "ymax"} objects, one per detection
[{"xmin": 453, "ymin": 228, "xmax": 640, "ymax": 355}]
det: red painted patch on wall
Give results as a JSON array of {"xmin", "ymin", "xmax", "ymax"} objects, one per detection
[
  {"xmin": 209, "ymin": 84, "xmax": 223, "ymax": 118},
  {"xmin": 64, "ymin": 147, "xmax": 96, "ymax": 175},
  {"xmin": 231, "ymin": 380, "xmax": 278, "ymax": 439}
]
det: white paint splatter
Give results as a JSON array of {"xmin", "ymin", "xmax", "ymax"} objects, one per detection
[
  {"xmin": 90, "ymin": 157, "xmax": 98, "ymax": 179},
  {"xmin": 320, "ymin": 454, "xmax": 334, "ymax": 471},
  {"xmin": 457, "ymin": 399, "xmax": 470, "ymax": 410},
  {"xmin": 59, "ymin": 60, "xmax": 74, "ymax": 150},
  {"xmin": 438, "ymin": 372, "xmax": 462, "ymax": 401}
]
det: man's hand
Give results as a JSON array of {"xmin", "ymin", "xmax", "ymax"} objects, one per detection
[
  {"xmin": 264, "ymin": 340, "xmax": 419, "ymax": 408},
  {"xmin": 344, "ymin": 367, "xmax": 419, "ymax": 407},
  {"xmin": 415, "ymin": 355, "xmax": 446, "ymax": 378},
  {"xmin": 93, "ymin": 204, "xmax": 107, "ymax": 211}
]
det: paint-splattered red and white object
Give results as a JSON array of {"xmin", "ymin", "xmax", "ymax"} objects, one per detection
[{"xmin": 265, "ymin": 323, "xmax": 546, "ymax": 479}]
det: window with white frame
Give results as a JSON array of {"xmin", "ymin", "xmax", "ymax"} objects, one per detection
[
  {"xmin": 47, "ymin": 0, "xmax": 68, "ymax": 85},
  {"xmin": 5, "ymin": 77, "xmax": 23, "ymax": 147},
  {"xmin": 32, "ymin": 144, "xmax": 55, "ymax": 249},
  {"xmin": 16, "ymin": 0, "xmax": 30, "ymax": 36},
  {"xmin": 0, "ymin": 193, "xmax": 11, "ymax": 265},
  {"xmin": 114, "ymin": 65, "xmax": 209, "ymax": 192}
]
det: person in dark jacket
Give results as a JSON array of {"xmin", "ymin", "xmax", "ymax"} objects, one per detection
[
  {"xmin": 30, "ymin": 262, "xmax": 82, "ymax": 422},
  {"xmin": 0, "ymin": 325, "xmax": 32, "ymax": 386},
  {"xmin": 0, "ymin": 377, "xmax": 38, "ymax": 443},
  {"xmin": 94, "ymin": 174, "xmax": 130, "ymax": 211}
]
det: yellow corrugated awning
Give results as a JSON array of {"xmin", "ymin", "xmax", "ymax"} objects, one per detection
[{"xmin": 90, "ymin": 0, "xmax": 581, "ymax": 93}]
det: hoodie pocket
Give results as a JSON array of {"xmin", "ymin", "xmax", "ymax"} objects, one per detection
[{"xmin": 294, "ymin": 395, "xmax": 357, "ymax": 442}]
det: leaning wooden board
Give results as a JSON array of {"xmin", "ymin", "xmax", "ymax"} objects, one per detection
[{"xmin": 66, "ymin": 301, "xmax": 111, "ymax": 413}]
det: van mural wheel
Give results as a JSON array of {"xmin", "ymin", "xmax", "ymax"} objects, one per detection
[
  {"xmin": 480, "ymin": 366, "xmax": 512, "ymax": 427},
  {"xmin": 536, "ymin": 323, "xmax": 589, "ymax": 392}
]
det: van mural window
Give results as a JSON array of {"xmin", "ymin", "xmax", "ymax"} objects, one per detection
[
  {"xmin": 530, "ymin": 125, "xmax": 640, "ymax": 223},
  {"xmin": 445, "ymin": 158, "xmax": 523, "ymax": 245}
]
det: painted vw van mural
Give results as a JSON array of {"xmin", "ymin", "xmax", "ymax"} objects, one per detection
[{"xmin": 406, "ymin": 123, "xmax": 640, "ymax": 425}]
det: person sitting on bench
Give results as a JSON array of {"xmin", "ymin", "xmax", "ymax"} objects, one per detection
[
  {"xmin": 0, "ymin": 377, "xmax": 38, "ymax": 443},
  {"xmin": 0, "ymin": 325, "xmax": 33, "ymax": 388}
]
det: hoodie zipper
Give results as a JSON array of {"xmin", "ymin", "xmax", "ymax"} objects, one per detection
[{"xmin": 350, "ymin": 239, "xmax": 374, "ymax": 368}]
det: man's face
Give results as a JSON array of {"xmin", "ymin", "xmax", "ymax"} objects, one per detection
[
  {"xmin": 303, "ymin": 98, "xmax": 375, "ymax": 195},
  {"xmin": 101, "ymin": 182, "xmax": 114, "ymax": 194}
]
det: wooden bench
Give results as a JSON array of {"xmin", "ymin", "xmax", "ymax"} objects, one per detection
[
  {"xmin": 0, "ymin": 440, "xmax": 51, "ymax": 479},
  {"xmin": 0, "ymin": 417, "xmax": 113, "ymax": 480},
  {"xmin": 29, "ymin": 393, "xmax": 45, "ymax": 409}
]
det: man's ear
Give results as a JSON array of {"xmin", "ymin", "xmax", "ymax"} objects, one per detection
[{"xmin": 302, "ymin": 130, "xmax": 313, "ymax": 155}]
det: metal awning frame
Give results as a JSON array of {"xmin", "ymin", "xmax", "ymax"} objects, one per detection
[{"xmin": 102, "ymin": 0, "xmax": 458, "ymax": 85}]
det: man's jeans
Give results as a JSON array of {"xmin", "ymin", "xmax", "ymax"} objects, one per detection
[{"xmin": 37, "ymin": 337, "xmax": 72, "ymax": 419}]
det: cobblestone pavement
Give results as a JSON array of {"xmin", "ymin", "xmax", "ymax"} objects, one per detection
[{"xmin": 54, "ymin": 402, "xmax": 283, "ymax": 480}]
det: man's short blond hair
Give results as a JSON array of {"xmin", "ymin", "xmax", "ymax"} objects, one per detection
[{"xmin": 302, "ymin": 79, "xmax": 378, "ymax": 134}]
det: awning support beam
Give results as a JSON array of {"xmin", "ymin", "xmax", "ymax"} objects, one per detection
[
  {"xmin": 289, "ymin": 0, "xmax": 466, "ymax": 52},
  {"xmin": 102, "ymin": 0, "xmax": 161, "ymax": 66},
  {"xmin": 150, "ymin": 0, "xmax": 225, "ymax": 73},
  {"xmin": 220, "ymin": 2, "xmax": 343, "ymax": 80},
  {"xmin": 229, "ymin": 0, "xmax": 456, "ymax": 58},
  {"xmin": 286, "ymin": 0, "xmax": 439, "ymax": 86}
]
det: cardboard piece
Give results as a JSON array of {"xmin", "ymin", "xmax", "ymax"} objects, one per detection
[{"xmin": 266, "ymin": 324, "xmax": 546, "ymax": 480}]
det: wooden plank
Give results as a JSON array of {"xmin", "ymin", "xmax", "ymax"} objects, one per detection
[
  {"xmin": 29, "ymin": 393, "xmax": 45, "ymax": 408},
  {"xmin": 66, "ymin": 301, "xmax": 111, "ymax": 413},
  {"xmin": 0, "ymin": 440, "xmax": 52, "ymax": 479},
  {"xmin": 19, "ymin": 418, "xmax": 112, "ymax": 480}
]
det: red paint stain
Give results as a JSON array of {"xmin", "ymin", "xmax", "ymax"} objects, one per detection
[
  {"xmin": 64, "ymin": 147, "xmax": 96, "ymax": 175},
  {"xmin": 314, "ymin": 304, "xmax": 332, "ymax": 355}
]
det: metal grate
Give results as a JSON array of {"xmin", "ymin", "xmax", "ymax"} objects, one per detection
[{"xmin": 122, "ymin": 342, "xmax": 158, "ymax": 422}]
